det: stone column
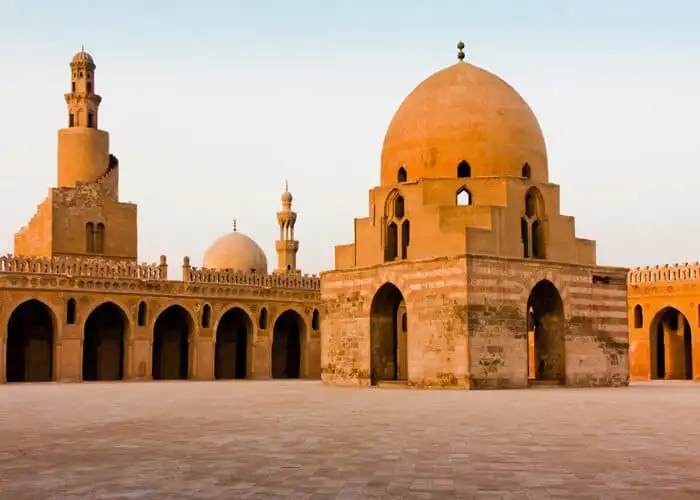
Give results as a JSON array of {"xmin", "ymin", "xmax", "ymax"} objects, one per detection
[
  {"xmin": 128, "ymin": 329, "xmax": 152, "ymax": 380},
  {"xmin": 306, "ymin": 335, "xmax": 321, "ymax": 379},
  {"xmin": 251, "ymin": 332, "xmax": 271, "ymax": 380},
  {"xmin": 57, "ymin": 323, "xmax": 82, "ymax": 382},
  {"xmin": 194, "ymin": 336, "xmax": 214, "ymax": 380}
]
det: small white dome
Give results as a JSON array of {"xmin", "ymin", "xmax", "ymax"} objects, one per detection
[{"xmin": 203, "ymin": 232, "xmax": 268, "ymax": 274}]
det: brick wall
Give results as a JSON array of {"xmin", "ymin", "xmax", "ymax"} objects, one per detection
[{"xmin": 321, "ymin": 256, "xmax": 470, "ymax": 388}]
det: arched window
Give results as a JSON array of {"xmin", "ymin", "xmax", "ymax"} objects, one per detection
[
  {"xmin": 259, "ymin": 307, "xmax": 268, "ymax": 330},
  {"xmin": 401, "ymin": 220, "xmax": 410, "ymax": 260},
  {"xmin": 85, "ymin": 222, "xmax": 95, "ymax": 253},
  {"xmin": 521, "ymin": 217, "xmax": 529, "ymax": 258},
  {"xmin": 312, "ymin": 309, "xmax": 320, "ymax": 330},
  {"xmin": 66, "ymin": 298, "xmax": 76, "ymax": 325},
  {"xmin": 202, "ymin": 304, "xmax": 212, "ymax": 328},
  {"xmin": 532, "ymin": 220, "xmax": 545, "ymax": 259},
  {"xmin": 456, "ymin": 187, "xmax": 471, "ymax": 206},
  {"xmin": 385, "ymin": 222, "xmax": 398, "ymax": 261},
  {"xmin": 394, "ymin": 195, "xmax": 405, "ymax": 219},
  {"xmin": 525, "ymin": 188, "xmax": 543, "ymax": 218},
  {"xmin": 457, "ymin": 160, "xmax": 471, "ymax": 178},
  {"xmin": 94, "ymin": 223, "xmax": 105, "ymax": 254},
  {"xmin": 634, "ymin": 305, "xmax": 643, "ymax": 329},
  {"xmin": 69, "ymin": 113, "xmax": 75, "ymax": 127},
  {"xmin": 397, "ymin": 167, "xmax": 407, "ymax": 183},
  {"xmin": 88, "ymin": 112, "xmax": 94, "ymax": 129},
  {"xmin": 522, "ymin": 163, "xmax": 531, "ymax": 179},
  {"xmin": 138, "ymin": 301, "xmax": 147, "ymax": 327}
]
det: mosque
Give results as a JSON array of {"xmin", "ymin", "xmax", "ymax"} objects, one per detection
[
  {"xmin": 0, "ymin": 49, "xmax": 322, "ymax": 383},
  {"xmin": 320, "ymin": 42, "xmax": 630, "ymax": 389},
  {"xmin": 1, "ymin": 43, "xmax": 637, "ymax": 388}
]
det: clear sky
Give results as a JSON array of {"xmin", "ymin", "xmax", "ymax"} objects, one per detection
[{"xmin": 0, "ymin": 1, "xmax": 698, "ymax": 275}]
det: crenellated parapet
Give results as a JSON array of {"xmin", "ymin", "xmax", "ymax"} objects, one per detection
[
  {"xmin": 0, "ymin": 254, "xmax": 165, "ymax": 280},
  {"xmin": 186, "ymin": 264, "xmax": 320, "ymax": 291},
  {"xmin": 627, "ymin": 262, "xmax": 700, "ymax": 285}
]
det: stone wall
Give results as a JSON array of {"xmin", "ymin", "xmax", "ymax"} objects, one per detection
[
  {"xmin": 627, "ymin": 263, "xmax": 700, "ymax": 381},
  {"xmin": 467, "ymin": 255, "xmax": 629, "ymax": 389},
  {"xmin": 0, "ymin": 278, "xmax": 322, "ymax": 384},
  {"xmin": 321, "ymin": 256, "xmax": 469, "ymax": 388}
]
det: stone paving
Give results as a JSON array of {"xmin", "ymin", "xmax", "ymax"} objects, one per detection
[{"xmin": 0, "ymin": 381, "xmax": 699, "ymax": 499}]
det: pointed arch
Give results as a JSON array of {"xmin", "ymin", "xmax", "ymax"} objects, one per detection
[
  {"xmin": 397, "ymin": 166, "xmax": 407, "ymax": 183},
  {"xmin": 370, "ymin": 283, "xmax": 408, "ymax": 383},
  {"xmin": 456, "ymin": 187, "xmax": 471, "ymax": 206},
  {"xmin": 215, "ymin": 307, "xmax": 253, "ymax": 379},
  {"xmin": 83, "ymin": 302, "xmax": 127, "ymax": 381},
  {"xmin": 522, "ymin": 163, "xmax": 531, "ymax": 179},
  {"xmin": 152, "ymin": 305, "xmax": 193, "ymax": 380},
  {"xmin": 6, "ymin": 299, "xmax": 56, "ymax": 382},
  {"xmin": 457, "ymin": 160, "xmax": 471, "ymax": 178},
  {"xmin": 394, "ymin": 195, "xmax": 405, "ymax": 219},
  {"xmin": 526, "ymin": 280, "xmax": 566, "ymax": 384},
  {"xmin": 525, "ymin": 187, "xmax": 544, "ymax": 218}
]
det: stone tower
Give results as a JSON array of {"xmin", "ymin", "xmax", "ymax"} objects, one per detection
[
  {"xmin": 275, "ymin": 182, "xmax": 299, "ymax": 274},
  {"xmin": 13, "ymin": 49, "xmax": 137, "ymax": 261},
  {"xmin": 58, "ymin": 48, "xmax": 111, "ymax": 189}
]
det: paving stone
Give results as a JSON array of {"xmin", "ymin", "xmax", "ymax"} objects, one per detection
[{"xmin": 0, "ymin": 380, "xmax": 698, "ymax": 499}]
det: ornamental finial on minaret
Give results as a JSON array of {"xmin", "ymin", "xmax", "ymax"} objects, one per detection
[{"xmin": 457, "ymin": 41, "xmax": 465, "ymax": 62}]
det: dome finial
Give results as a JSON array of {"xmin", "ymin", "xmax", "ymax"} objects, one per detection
[
  {"xmin": 457, "ymin": 41, "xmax": 465, "ymax": 62},
  {"xmin": 285, "ymin": 179, "xmax": 289, "ymax": 192},
  {"xmin": 233, "ymin": 218, "xmax": 238, "ymax": 232}
]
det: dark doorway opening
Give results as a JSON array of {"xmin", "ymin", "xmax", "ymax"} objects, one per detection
[
  {"xmin": 215, "ymin": 307, "xmax": 251, "ymax": 379},
  {"xmin": 152, "ymin": 305, "xmax": 191, "ymax": 380},
  {"xmin": 651, "ymin": 307, "xmax": 693, "ymax": 380},
  {"xmin": 272, "ymin": 310, "xmax": 303, "ymax": 379},
  {"xmin": 526, "ymin": 280, "xmax": 566, "ymax": 384},
  {"xmin": 6, "ymin": 300, "xmax": 55, "ymax": 382},
  {"xmin": 369, "ymin": 283, "xmax": 408, "ymax": 384},
  {"xmin": 83, "ymin": 302, "xmax": 126, "ymax": 381}
]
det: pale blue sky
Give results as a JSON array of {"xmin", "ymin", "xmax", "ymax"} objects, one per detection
[{"xmin": 0, "ymin": 1, "xmax": 698, "ymax": 274}]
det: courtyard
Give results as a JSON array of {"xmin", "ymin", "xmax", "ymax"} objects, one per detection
[{"xmin": 0, "ymin": 381, "xmax": 698, "ymax": 499}]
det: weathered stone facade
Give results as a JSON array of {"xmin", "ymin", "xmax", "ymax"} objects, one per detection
[
  {"xmin": 321, "ymin": 45, "xmax": 630, "ymax": 390},
  {"xmin": 322, "ymin": 255, "xmax": 628, "ymax": 389},
  {"xmin": 0, "ymin": 255, "xmax": 322, "ymax": 384}
]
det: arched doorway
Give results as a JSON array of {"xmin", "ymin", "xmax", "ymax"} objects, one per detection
[
  {"xmin": 369, "ymin": 283, "xmax": 408, "ymax": 384},
  {"xmin": 215, "ymin": 307, "xmax": 251, "ymax": 379},
  {"xmin": 6, "ymin": 300, "xmax": 55, "ymax": 382},
  {"xmin": 272, "ymin": 310, "xmax": 304, "ymax": 379},
  {"xmin": 152, "ymin": 305, "xmax": 192, "ymax": 380},
  {"xmin": 526, "ymin": 280, "xmax": 566, "ymax": 383},
  {"xmin": 650, "ymin": 307, "xmax": 693, "ymax": 380},
  {"xmin": 83, "ymin": 302, "xmax": 127, "ymax": 381}
]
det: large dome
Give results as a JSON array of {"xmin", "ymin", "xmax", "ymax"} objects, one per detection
[
  {"xmin": 380, "ymin": 61, "xmax": 548, "ymax": 185},
  {"xmin": 203, "ymin": 231, "xmax": 268, "ymax": 274}
]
